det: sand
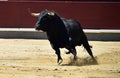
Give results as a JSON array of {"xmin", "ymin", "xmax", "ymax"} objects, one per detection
[{"xmin": 0, "ymin": 39, "xmax": 120, "ymax": 78}]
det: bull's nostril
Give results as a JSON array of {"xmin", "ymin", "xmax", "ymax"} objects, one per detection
[
  {"xmin": 35, "ymin": 27, "xmax": 39, "ymax": 30},
  {"xmin": 35, "ymin": 26, "xmax": 41, "ymax": 31},
  {"xmin": 35, "ymin": 28, "xmax": 38, "ymax": 30},
  {"xmin": 35, "ymin": 28, "xmax": 39, "ymax": 30}
]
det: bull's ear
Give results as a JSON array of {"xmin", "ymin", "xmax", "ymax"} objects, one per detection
[{"xmin": 48, "ymin": 12, "xmax": 55, "ymax": 16}]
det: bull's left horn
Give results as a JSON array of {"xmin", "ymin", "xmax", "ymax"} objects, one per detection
[
  {"xmin": 48, "ymin": 12, "xmax": 55, "ymax": 16},
  {"xmin": 28, "ymin": 8, "xmax": 40, "ymax": 17}
]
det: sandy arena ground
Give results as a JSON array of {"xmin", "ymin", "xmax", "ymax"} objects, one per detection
[{"xmin": 0, "ymin": 39, "xmax": 120, "ymax": 78}]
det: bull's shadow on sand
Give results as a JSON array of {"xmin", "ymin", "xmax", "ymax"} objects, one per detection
[{"xmin": 62, "ymin": 56, "xmax": 98, "ymax": 66}]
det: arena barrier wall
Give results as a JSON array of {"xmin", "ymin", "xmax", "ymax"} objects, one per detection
[
  {"xmin": 0, "ymin": 28, "xmax": 119, "ymax": 41},
  {"xmin": 0, "ymin": 1, "xmax": 120, "ymax": 29}
]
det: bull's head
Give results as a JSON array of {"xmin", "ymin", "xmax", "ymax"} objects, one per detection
[{"xmin": 29, "ymin": 9, "xmax": 57, "ymax": 32}]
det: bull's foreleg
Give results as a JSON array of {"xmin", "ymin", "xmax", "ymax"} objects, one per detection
[
  {"xmin": 50, "ymin": 43, "xmax": 63, "ymax": 64},
  {"xmin": 54, "ymin": 48, "xmax": 63, "ymax": 64}
]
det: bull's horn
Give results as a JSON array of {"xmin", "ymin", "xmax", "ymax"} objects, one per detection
[
  {"xmin": 48, "ymin": 12, "xmax": 55, "ymax": 16},
  {"xmin": 31, "ymin": 13, "xmax": 40, "ymax": 17},
  {"xmin": 28, "ymin": 8, "xmax": 40, "ymax": 17}
]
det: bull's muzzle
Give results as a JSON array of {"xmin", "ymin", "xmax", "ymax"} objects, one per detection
[{"xmin": 35, "ymin": 26, "xmax": 41, "ymax": 30}]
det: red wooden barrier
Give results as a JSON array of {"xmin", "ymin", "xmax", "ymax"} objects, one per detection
[{"xmin": 0, "ymin": 1, "xmax": 120, "ymax": 29}]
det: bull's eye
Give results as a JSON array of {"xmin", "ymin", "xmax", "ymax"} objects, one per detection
[{"xmin": 42, "ymin": 17, "xmax": 47, "ymax": 22}]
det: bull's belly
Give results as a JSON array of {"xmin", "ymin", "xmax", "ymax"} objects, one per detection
[
  {"xmin": 48, "ymin": 36, "xmax": 82, "ymax": 48},
  {"xmin": 53, "ymin": 40, "xmax": 81, "ymax": 48}
]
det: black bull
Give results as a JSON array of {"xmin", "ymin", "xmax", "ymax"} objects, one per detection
[{"xmin": 31, "ymin": 10, "xmax": 95, "ymax": 64}]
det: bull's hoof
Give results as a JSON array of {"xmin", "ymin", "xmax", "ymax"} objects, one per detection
[
  {"xmin": 57, "ymin": 59, "xmax": 63, "ymax": 65},
  {"xmin": 65, "ymin": 51, "xmax": 71, "ymax": 54},
  {"xmin": 92, "ymin": 57, "xmax": 98, "ymax": 64},
  {"xmin": 74, "ymin": 56, "xmax": 77, "ymax": 61}
]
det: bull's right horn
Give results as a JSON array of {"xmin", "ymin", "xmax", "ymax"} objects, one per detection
[
  {"xmin": 30, "ymin": 13, "xmax": 40, "ymax": 17},
  {"xmin": 28, "ymin": 8, "xmax": 40, "ymax": 17}
]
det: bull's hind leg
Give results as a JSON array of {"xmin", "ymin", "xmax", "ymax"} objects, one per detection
[
  {"xmin": 71, "ymin": 47, "xmax": 77, "ymax": 60},
  {"xmin": 83, "ymin": 41, "xmax": 95, "ymax": 60}
]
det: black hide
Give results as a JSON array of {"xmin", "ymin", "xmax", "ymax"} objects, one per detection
[{"xmin": 35, "ymin": 10, "xmax": 95, "ymax": 64}]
